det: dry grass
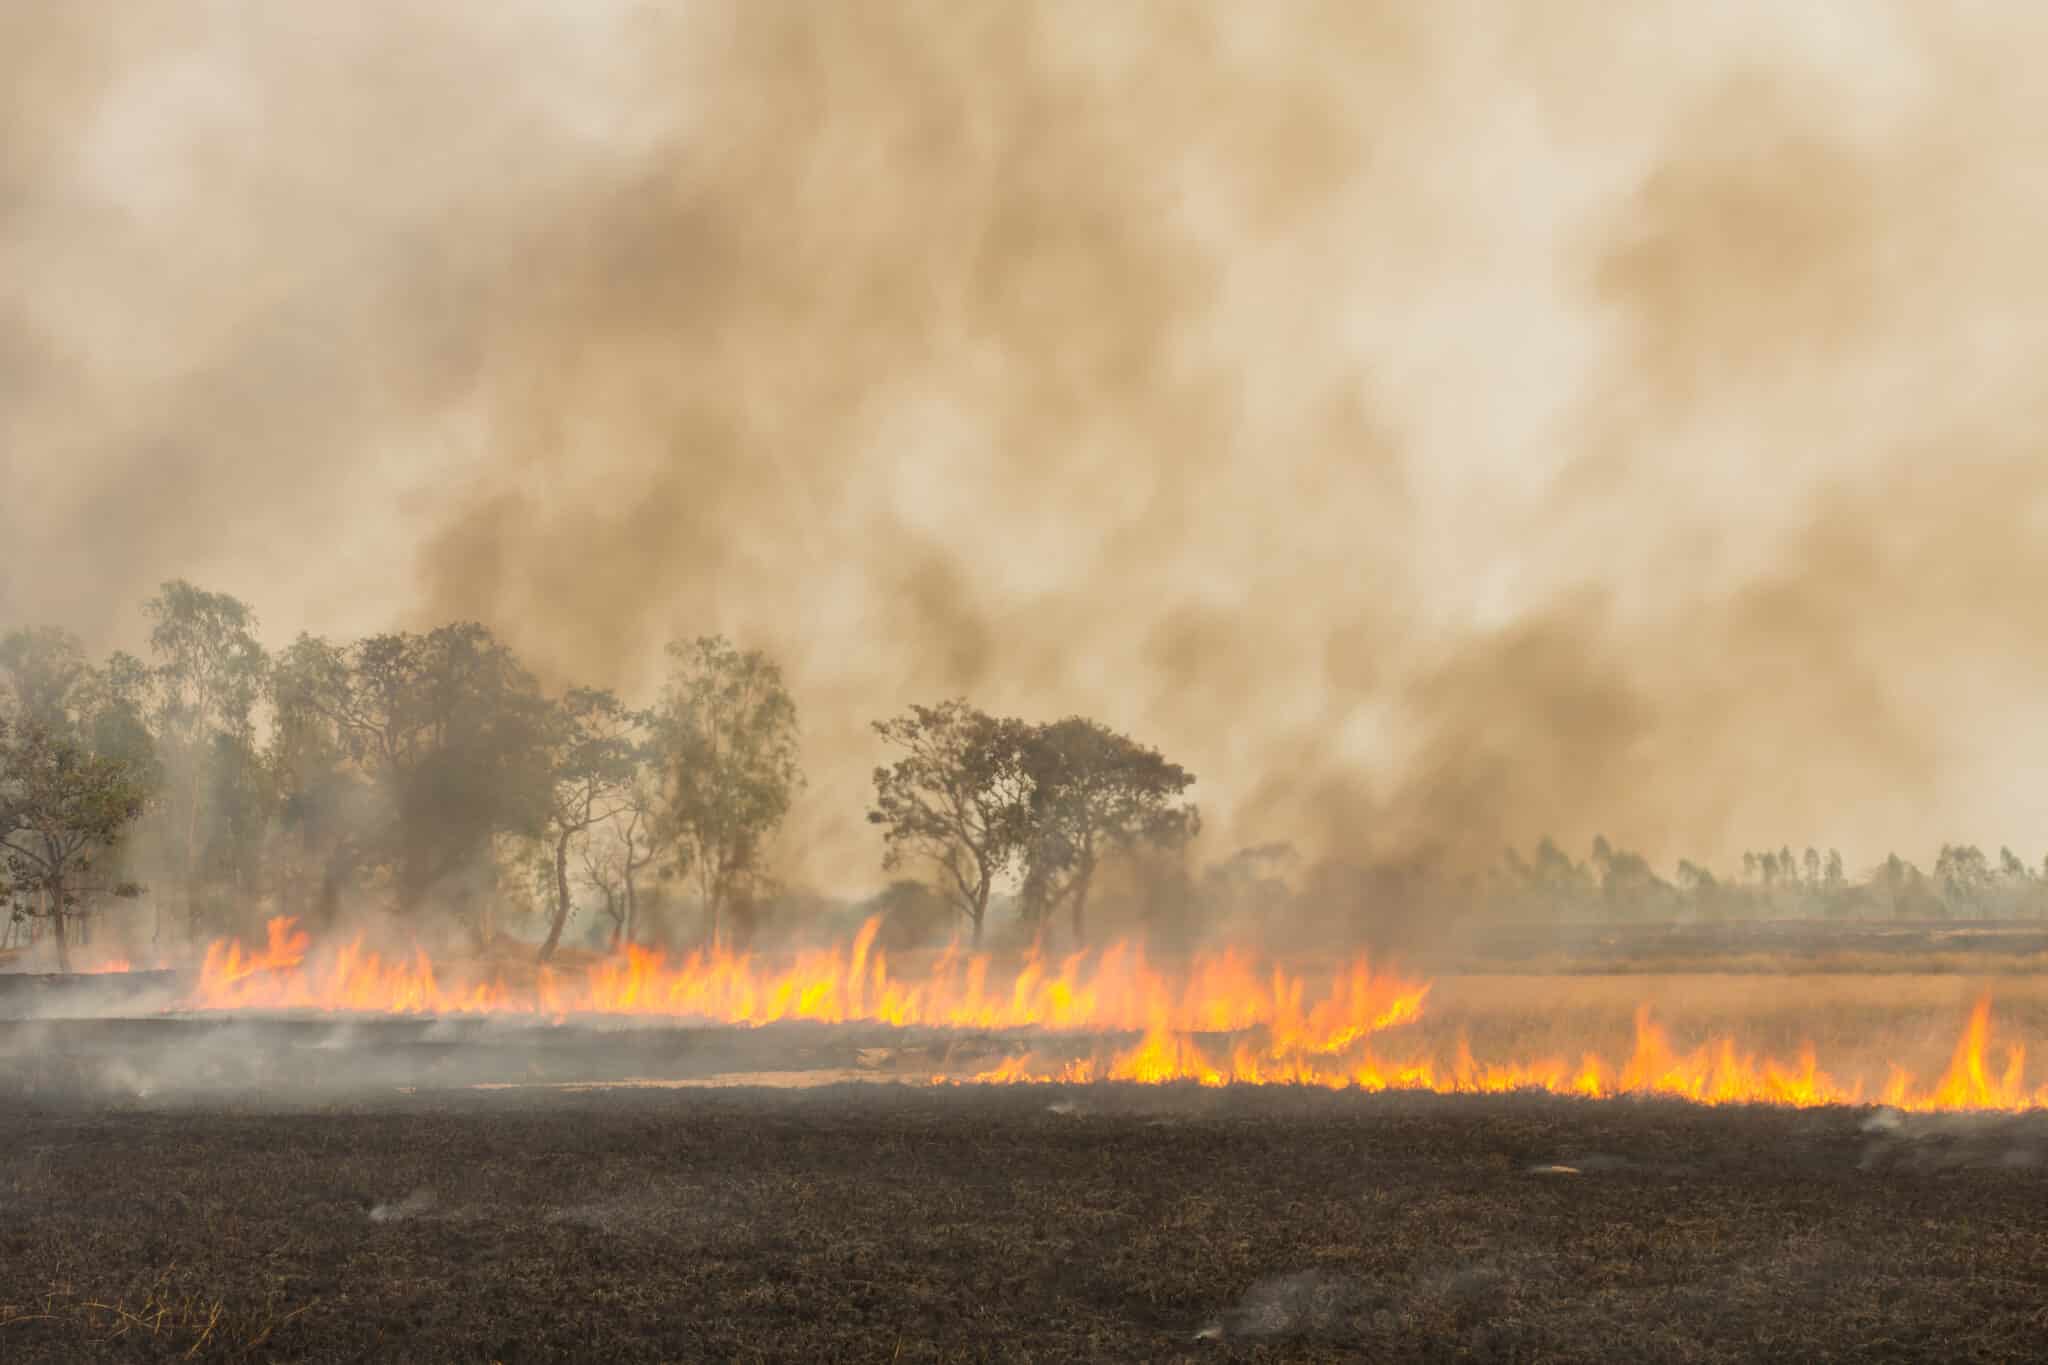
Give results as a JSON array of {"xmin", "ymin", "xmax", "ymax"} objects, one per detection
[
  {"xmin": 1471, "ymin": 947, "xmax": 2048, "ymax": 976},
  {"xmin": 1439, "ymin": 919, "xmax": 2048, "ymax": 979},
  {"xmin": 0, "ymin": 1280, "xmax": 314, "ymax": 1362},
  {"xmin": 1415, "ymin": 972, "xmax": 2048, "ymax": 1078}
]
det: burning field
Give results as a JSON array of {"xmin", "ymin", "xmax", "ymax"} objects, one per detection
[
  {"xmin": 164, "ymin": 916, "xmax": 2048, "ymax": 1111},
  {"xmin": 9, "ymin": 923, "xmax": 2048, "ymax": 1360}
]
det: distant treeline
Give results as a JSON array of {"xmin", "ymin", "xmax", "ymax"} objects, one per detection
[
  {"xmin": 1482, "ymin": 835, "xmax": 2048, "ymax": 923},
  {"xmin": 4, "ymin": 581, "xmax": 2038, "ymax": 971}
]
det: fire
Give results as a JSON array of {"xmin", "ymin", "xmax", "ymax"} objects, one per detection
[
  {"xmin": 187, "ymin": 918, "xmax": 2048, "ymax": 1113},
  {"xmin": 969, "ymin": 997, "xmax": 2048, "ymax": 1113},
  {"xmin": 191, "ymin": 916, "xmax": 1429, "ymax": 1051}
]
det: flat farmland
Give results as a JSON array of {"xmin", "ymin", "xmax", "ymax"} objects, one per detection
[
  {"xmin": 7, "ymin": 925, "xmax": 2048, "ymax": 1362},
  {"xmin": 5, "ymin": 1081, "xmax": 2048, "ymax": 1362}
]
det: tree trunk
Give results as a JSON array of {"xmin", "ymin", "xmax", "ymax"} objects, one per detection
[
  {"xmin": 538, "ymin": 829, "xmax": 572, "ymax": 963},
  {"xmin": 622, "ymin": 862, "xmax": 638, "ymax": 949},
  {"xmin": 1070, "ymin": 873, "xmax": 1091, "ymax": 948},
  {"xmin": 183, "ymin": 766, "xmax": 203, "ymax": 944},
  {"xmin": 50, "ymin": 873, "xmax": 71, "ymax": 973}
]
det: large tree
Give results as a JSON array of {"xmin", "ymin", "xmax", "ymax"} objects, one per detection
[
  {"xmin": 1016, "ymin": 716, "xmax": 1198, "ymax": 947},
  {"xmin": 0, "ymin": 718, "xmax": 148, "ymax": 970},
  {"xmin": 868, "ymin": 700, "xmax": 1033, "ymax": 945},
  {"xmin": 651, "ymin": 637, "xmax": 802, "ymax": 951},
  {"xmin": 276, "ymin": 623, "xmax": 555, "ymax": 919},
  {"xmin": 144, "ymin": 581, "xmax": 269, "ymax": 941},
  {"xmin": 537, "ymin": 688, "xmax": 643, "ymax": 963}
]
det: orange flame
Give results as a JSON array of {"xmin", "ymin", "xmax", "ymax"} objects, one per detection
[
  {"xmin": 187, "ymin": 918, "xmax": 2048, "ymax": 1113},
  {"xmin": 191, "ymin": 917, "xmax": 1428, "ymax": 1051},
  {"xmin": 971, "ymin": 996, "xmax": 2048, "ymax": 1112}
]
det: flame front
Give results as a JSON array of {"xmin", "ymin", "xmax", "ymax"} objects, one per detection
[
  {"xmin": 970, "ymin": 997, "xmax": 2048, "ymax": 1113},
  {"xmin": 192, "ymin": 916, "xmax": 1429, "ymax": 1053},
  {"xmin": 188, "ymin": 918, "xmax": 2048, "ymax": 1113}
]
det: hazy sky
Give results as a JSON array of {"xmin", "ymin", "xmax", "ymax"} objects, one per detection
[{"xmin": 7, "ymin": 3, "xmax": 2048, "ymax": 886}]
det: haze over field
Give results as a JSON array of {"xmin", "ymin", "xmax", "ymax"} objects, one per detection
[{"xmin": 8, "ymin": 3, "xmax": 2048, "ymax": 888}]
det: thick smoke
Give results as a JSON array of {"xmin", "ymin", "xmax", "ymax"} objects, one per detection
[{"xmin": 7, "ymin": 3, "xmax": 2048, "ymax": 893}]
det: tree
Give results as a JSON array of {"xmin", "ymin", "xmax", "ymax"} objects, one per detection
[
  {"xmin": 276, "ymin": 624, "xmax": 555, "ymax": 919},
  {"xmin": 145, "ymin": 581, "xmax": 268, "ymax": 941},
  {"xmin": 1016, "ymin": 716, "xmax": 1198, "ymax": 947},
  {"xmin": 0, "ymin": 627, "xmax": 90, "ymax": 732},
  {"xmin": 584, "ymin": 761, "xmax": 660, "ymax": 950},
  {"xmin": 268, "ymin": 637, "xmax": 377, "ymax": 927},
  {"xmin": 578, "ymin": 821, "xmax": 631, "ymax": 951},
  {"xmin": 1935, "ymin": 843, "xmax": 1992, "ymax": 916},
  {"xmin": 537, "ymin": 689, "xmax": 642, "ymax": 963},
  {"xmin": 651, "ymin": 637, "xmax": 803, "ymax": 951},
  {"xmin": 74, "ymin": 651, "xmax": 160, "ymax": 780},
  {"xmin": 1520, "ymin": 837, "xmax": 1596, "ymax": 919},
  {"xmin": 1589, "ymin": 834, "xmax": 1670, "ymax": 919},
  {"xmin": 0, "ymin": 719, "xmax": 148, "ymax": 969},
  {"xmin": 868, "ymin": 700, "xmax": 1033, "ymax": 945}
]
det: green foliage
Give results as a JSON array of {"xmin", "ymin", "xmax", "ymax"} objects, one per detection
[
  {"xmin": 868, "ymin": 703, "xmax": 1197, "ymax": 947},
  {"xmin": 145, "ymin": 581, "xmax": 267, "ymax": 744},
  {"xmin": 0, "ymin": 626, "xmax": 90, "ymax": 733},
  {"xmin": 536, "ymin": 688, "xmax": 646, "ymax": 961},
  {"xmin": 276, "ymin": 623, "xmax": 556, "ymax": 914},
  {"xmin": 75, "ymin": 651, "xmax": 162, "ymax": 784},
  {"xmin": 143, "ymin": 581, "xmax": 269, "ymax": 936},
  {"xmin": 0, "ymin": 717, "xmax": 149, "ymax": 968},
  {"xmin": 652, "ymin": 637, "xmax": 803, "ymax": 949},
  {"xmin": 1017, "ymin": 716, "xmax": 1198, "ymax": 945},
  {"xmin": 868, "ymin": 700, "xmax": 1035, "ymax": 943}
]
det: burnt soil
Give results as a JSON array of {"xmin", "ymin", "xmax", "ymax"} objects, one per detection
[{"xmin": 5, "ymin": 1078, "xmax": 2048, "ymax": 1363}]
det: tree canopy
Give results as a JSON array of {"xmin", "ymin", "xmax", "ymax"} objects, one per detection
[
  {"xmin": 652, "ymin": 636, "xmax": 803, "ymax": 950},
  {"xmin": 1016, "ymin": 716, "xmax": 1198, "ymax": 945},
  {"xmin": 868, "ymin": 703, "xmax": 1197, "ymax": 947},
  {"xmin": 0, "ymin": 717, "xmax": 149, "ymax": 969},
  {"xmin": 869, "ymin": 700, "xmax": 1035, "ymax": 945}
]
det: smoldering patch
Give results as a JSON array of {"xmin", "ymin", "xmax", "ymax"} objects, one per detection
[
  {"xmin": 366, "ymin": 1188, "xmax": 437, "ymax": 1224},
  {"xmin": 1198, "ymin": 1269, "xmax": 1363, "ymax": 1343},
  {"xmin": 1856, "ymin": 1108, "xmax": 2048, "ymax": 1173}
]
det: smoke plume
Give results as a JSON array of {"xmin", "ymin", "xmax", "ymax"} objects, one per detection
[{"xmin": 8, "ymin": 3, "xmax": 2048, "ymax": 891}]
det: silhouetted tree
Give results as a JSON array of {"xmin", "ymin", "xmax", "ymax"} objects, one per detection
[
  {"xmin": 1016, "ymin": 717, "xmax": 1197, "ymax": 947},
  {"xmin": 868, "ymin": 700, "xmax": 1032, "ymax": 945}
]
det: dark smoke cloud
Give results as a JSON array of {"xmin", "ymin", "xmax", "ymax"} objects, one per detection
[{"xmin": 7, "ymin": 3, "xmax": 2048, "ymax": 888}]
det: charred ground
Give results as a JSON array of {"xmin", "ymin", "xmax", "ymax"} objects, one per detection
[{"xmin": 4, "ymin": 1080, "xmax": 2048, "ymax": 1362}]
